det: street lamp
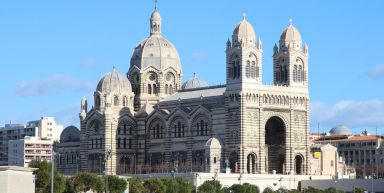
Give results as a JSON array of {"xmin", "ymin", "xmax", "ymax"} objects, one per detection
[
  {"xmin": 195, "ymin": 173, "xmax": 199, "ymax": 193},
  {"xmin": 104, "ymin": 148, "xmax": 112, "ymax": 193}
]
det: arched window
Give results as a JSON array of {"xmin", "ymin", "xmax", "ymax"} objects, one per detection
[
  {"xmin": 99, "ymin": 138, "xmax": 102, "ymax": 148},
  {"xmin": 246, "ymin": 61, "xmax": 250, "ymax": 78},
  {"xmin": 165, "ymin": 84, "xmax": 168, "ymax": 94},
  {"xmin": 123, "ymin": 138, "xmax": 127, "ymax": 149},
  {"xmin": 114, "ymin": 96, "xmax": 119, "ymax": 106},
  {"xmin": 91, "ymin": 139, "xmax": 94, "ymax": 148},
  {"xmin": 178, "ymin": 122, "xmax": 181, "ymax": 137},
  {"xmin": 148, "ymin": 84, "xmax": 152, "ymax": 94},
  {"xmin": 117, "ymin": 138, "xmax": 121, "ymax": 149},
  {"xmin": 284, "ymin": 66, "xmax": 288, "ymax": 82},
  {"xmin": 233, "ymin": 61, "xmax": 237, "ymax": 79},
  {"xmin": 298, "ymin": 66, "xmax": 302, "ymax": 82},
  {"xmin": 156, "ymin": 123, "xmax": 160, "ymax": 139},
  {"xmin": 293, "ymin": 65, "xmax": 297, "ymax": 82},
  {"xmin": 95, "ymin": 139, "xmax": 98, "ymax": 149},
  {"xmin": 95, "ymin": 95, "xmax": 101, "ymax": 107},
  {"xmin": 124, "ymin": 124, "xmax": 127, "ymax": 135},
  {"xmin": 129, "ymin": 138, "xmax": 132, "ymax": 149},
  {"xmin": 251, "ymin": 62, "xmax": 255, "ymax": 78},
  {"xmin": 236, "ymin": 61, "xmax": 241, "ymax": 78},
  {"xmin": 196, "ymin": 123, "xmax": 200, "ymax": 136},
  {"xmin": 153, "ymin": 84, "xmax": 157, "ymax": 94},
  {"xmin": 200, "ymin": 120, "xmax": 204, "ymax": 136},
  {"xmin": 169, "ymin": 84, "xmax": 173, "ymax": 94},
  {"xmin": 123, "ymin": 96, "xmax": 128, "ymax": 107},
  {"xmin": 256, "ymin": 66, "xmax": 259, "ymax": 78}
]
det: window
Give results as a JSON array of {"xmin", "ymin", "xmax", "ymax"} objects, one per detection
[
  {"xmin": 331, "ymin": 160, "xmax": 334, "ymax": 167},
  {"xmin": 214, "ymin": 157, "xmax": 217, "ymax": 164},
  {"xmin": 251, "ymin": 61, "xmax": 256, "ymax": 78},
  {"xmin": 123, "ymin": 138, "xmax": 127, "ymax": 149},
  {"xmin": 148, "ymin": 84, "xmax": 152, "ymax": 94},
  {"xmin": 246, "ymin": 61, "xmax": 250, "ymax": 78},
  {"xmin": 129, "ymin": 139, "xmax": 132, "ymax": 149},
  {"xmin": 114, "ymin": 96, "xmax": 119, "ymax": 106},
  {"xmin": 165, "ymin": 84, "xmax": 168, "ymax": 94},
  {"xmin": 153, "ymin": 84, "xmax": 157, "ymax": 94},
  {"xmin": 99, "ymin": 138, "xmax": 102, "ymax": 148},
  {"xmin": 117, "ymin": 138, "xmax": 121, "ymax": 149},
  {"xmin": 293, "ymin": 65, "xmax": 297, "ymax": 82},
  {"xmin": 124, "ymin": 124, "xmax": 127, "ymax": 135}
]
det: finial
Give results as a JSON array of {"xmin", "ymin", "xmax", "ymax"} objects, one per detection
[
  {"xmin": 242, "ymin": 13, "xmax": 246, "ymax": 20},
  {"xmin": 289, "ymin": 18, "xmax": 293, "ymax": 26},
  {"xmin": 154, "ymin": 0, "xmax": 158, "ymax": 10},
  {"xmin": 112, "ymin": 66, "xmax": 116, "ymax": 72}
]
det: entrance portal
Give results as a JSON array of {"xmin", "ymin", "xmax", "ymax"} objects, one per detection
[
  {"xmin": 265, "ymin": 116, "xmax": 285, "ymax": 174},
  {"xmin": 295, "ymin": 155, "xmax": 303, "ymax": 174},
  {"xmin": 247, "ymin": 153, "xmax": 257, "ymax": 174}
]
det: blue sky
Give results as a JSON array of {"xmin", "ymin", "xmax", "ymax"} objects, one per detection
[{"xmin": 0, "ymin": 0, "xmax": 383, "ymax": 134}]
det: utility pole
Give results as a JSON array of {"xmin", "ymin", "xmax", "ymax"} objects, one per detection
[{"xmin": 104, "ymin": 148, "xmax": 112, "ymax": 193}]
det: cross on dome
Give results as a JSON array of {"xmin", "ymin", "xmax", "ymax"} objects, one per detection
[
  {"xmin": 289, "ymin": 18, "xmax": 293, "ymax": 25},
  {"xmin": 242, "ymin": 12, "xmax": 246, "ymax": 20}
]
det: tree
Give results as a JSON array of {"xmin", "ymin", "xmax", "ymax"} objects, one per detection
[
  {"xmin": 71, "ymin": 172, "xmax": 104, "ymax": 193},
  {"xmin": 262, "ymin": 187, "xmax": 276, "ymax": 193},
  {"xmin": 29, "ymin": 159, "xmax": 66, "ymax": 193},
  {"xmin": 128, "ymin": 178, "xmax": 145, "ymax": 193},
  {"xmin": 303, "ymin": 186, "xmax": 324, "ymax": 193},
  {"xmin": 144, "ymin": 178, "xmax": 166, "ymax": 193},
  {"xmin": 352, "ymin": 187, "xmax": 364, "ymax": 193},
  {"xmin": 243, "ymin": 183, "xmax": 260, "ymax": 193},
  {"xmin": 161, "ymin": 178, "xmax": 179, "ymax": 193},
  {"xmin": 229, "ymin": 184, "xmax": 245, "ymax": 193},
  {"xmin": 287, "ymin": 189, "xmax": 301, "ymax": 193},
  {"xmin": 325, "ymin": 187, "xmax": 345, "ymax": 193},
  {"xmin": 198, "ymin": 180, "xmax": 224, "ymax": 193},
  {"xmin": 176, "ymin": 177, "xmax": 193, "ymax": 193},
  {"xmin": 107, "ymin": 175, "xmax": 128, "ymax": 193}
]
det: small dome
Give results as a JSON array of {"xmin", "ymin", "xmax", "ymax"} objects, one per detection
[
  {"xmin": 205, "ymin": 137, "xmax": 222, "ymax": 149},
  {"xmin": 233, "ymin": 19, "xmax": 256, "ymax": 40},
  {"xmin": 60, "ymin": 126, "xmax": 80, "ymax": 143},
  {"xmin": 330, "ymin": 125, "xmax": 352, "ymax": 136},
  {"xmin": 280, "ymin": 24, "xmax": 302, "ymax": 44},
  {"xmin": 151, "ymin": 10, "xmax": 161, "ymax": 20},
  {"xmin": 96, "ymin": 67, "xmax": 132, "ymax": 94},
  {"xmin": 182, "ymin": 73, "xmax": 208, "ymax": 89}
]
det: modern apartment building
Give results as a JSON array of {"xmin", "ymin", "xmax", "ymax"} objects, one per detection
[
  {"xmin": 8, "ymin": 136, "xmax": 52, "ymax": 167},
  {"xmin": 0, "ymin": 117, "xmax": 63, "ymax": 166}
]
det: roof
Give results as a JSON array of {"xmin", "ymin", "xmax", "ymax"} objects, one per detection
[
  {"xmin": 60, "ymin": 125, "xmax": 80, "ymax": 143},
  {"xmin": 280, "ymin": 24, "xmax": 302, "ymax": 43},
  {"xmin": 233, "ymin": 18, "xmax": 256, "ymax": 40},
  {"xmin": 160, "ymin": 85, "xmax": 226, "ymax": 102},
  {"xmin": 0, "ymin": 166, "xmax": 38, "ymax": 172},
  {"xmin": 182, "ymin": 73, "xmax": 208, "ymax": 89},
  {"xmin": 96, "ymin": 67, "xmax": 132, "ymax": 94},
  {"xmin": 314, "ymin": 135, "xmax": 383, "ymax": 143}
]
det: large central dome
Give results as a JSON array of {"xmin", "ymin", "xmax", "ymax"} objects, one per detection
[{"xmin": 130, "ymin": 9, "xmax": 181, "ymax": 72}]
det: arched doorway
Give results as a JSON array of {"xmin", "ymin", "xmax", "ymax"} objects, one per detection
[
  {"xmin": 265, "ymin": 116, "xmax": 286, "ymax": 174},
  {"xmin": 247, "ymin": 153, "xmax": 257, "ymax": 174},
  {"xmin": 229, "ymin": 151, "xmax": 239, "ymax": 173},
  {"xmin": 119, "ymin": 156, "xmax": 132, "ymax": 174},
  {"xmin": 295, "ymin": 155, "xmax": 303, "ymax": 174}
]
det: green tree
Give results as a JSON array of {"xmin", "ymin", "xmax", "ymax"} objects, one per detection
[
  {"xmin": 303, "ymin": 186, "xmax": 324, "ymax": 193},
  {"xmin": 71, "ymin": 172, "xmax": 104, "ymax": 193},
  {"xmin": 128, "ymin": 178, "xmax": 145, "ymax": 193},
  {"xmin": 229, "ymin": 184, "xmax": 245, "ymax": 193},
  {"xmin": 262, "ymin": 187, "xmax": 276, "ymax": 193},
  {"xmin": 107, "ymin": 175, "xmax": 128, "ymax": 193},
  {"xmin": 29, "ymin": 159, "xmax": 66, "ymax": 193},
  {"xmin": 352, "ymin": 187, "xmax": 364, "ymax": 193},
  {"xmin": 161, "ymin": 178, "xmax": 179, "ymax": 193},
  {"xmin": 176, "ymin": 178, "xmax": 193, "ymax": 193},
  {"xmin": 325, "ymin": 187, "xmax": 345, "ymax": 193},
  {"xmin": 287, "ymin": 189, "xmax": 301, "ymax": 193},
  {"xmin": 198, "ymin": 180, "xmax": 224, "ymax": 193},
  {"xmin": 144, "ymin": 178, "xmax": 166, "ymax": 193},
  {"xmin": 243, "ymin": 183, "xmax": 260, "ymax": 193}
]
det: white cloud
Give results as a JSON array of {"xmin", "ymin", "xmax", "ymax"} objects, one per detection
[
  {"xmin": 15, "ymin": 74, "xmax": 94, "ymax": 96},
  {"xmin": 366, "ymin": 64, "xmax": 384, "ymax": 80},
  {"xmin": 311, "ymin": 100, "xmax": 384, "ymax": 132},
  {"xmin": 192, "ymin": 52, "xmax": 208, "ymax": 61}
]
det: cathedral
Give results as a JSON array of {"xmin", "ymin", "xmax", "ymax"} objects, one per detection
[{"xmin": 78, "ymin": 6, "xmax": 310, "ymax": 176}]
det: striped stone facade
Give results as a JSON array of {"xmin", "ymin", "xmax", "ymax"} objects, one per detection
[{"xmin": 79, "ymin": 8, "xmax": 311, "ymax": 175}]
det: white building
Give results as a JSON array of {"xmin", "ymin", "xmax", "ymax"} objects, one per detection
[
  {"xmin": 0, "ymin": 166, "xmax": 37, "ymax": 193},
  {"xmin": 0, "ymin": 117, "xmax": 62, "ymax": 166},
  {"xmin": 8, "ymin": 137, "xmax": 53, "ymax": 167}
]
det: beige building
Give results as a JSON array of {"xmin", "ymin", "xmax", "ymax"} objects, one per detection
[
  {"xmin": 79, "ymin": 6, "xmax": 311, "ymax": 176},
  {"xmin": 310, "ymin": 144, "xmax": 355, "ymax": 179},
  {"xmin": 0, "ymin": 166, "xmax": 37, "ymax": 193},
  {"xmin": 8, "ymin": 136, "xmax": 53, "ymax": 167},
  {"xmin": 0, "ymin": 117, "xmax": 63, "ymax": 166},
  {"xmin": 313, "ymin": 125, "xmax": 384, "ymax": 178}
]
